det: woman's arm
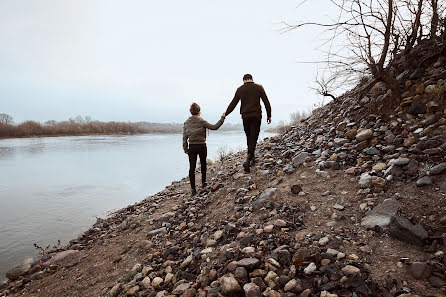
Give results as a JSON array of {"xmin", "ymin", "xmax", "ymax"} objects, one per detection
[{"xmin": 202, "ymin": 114, "xmax": 225, "ymax": 130}]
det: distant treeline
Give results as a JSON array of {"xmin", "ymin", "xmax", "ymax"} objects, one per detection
[{"xmin": 0, "ymin": 114, "xmax": 242, "ymax": 138}]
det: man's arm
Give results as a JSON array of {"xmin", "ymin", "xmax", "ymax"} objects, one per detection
[
  {"xmin": 202, "ymin": 115, "xmax": 225, "ymax": 130},
  {"xmin": 260, "ymin": 85, "xmax": 272, "ymax": 120},
  {"xmin": 182, "ymin": 124, "xmax": 189, "ymax": 153},
  {"xmin": 225, "ymin": 88, "xmax": 241, "ymax": 116}
]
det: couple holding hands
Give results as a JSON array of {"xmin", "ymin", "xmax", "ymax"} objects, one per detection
[{"xmin": 183, "ymin": 74, "xmax": 272, "ymax": 195}]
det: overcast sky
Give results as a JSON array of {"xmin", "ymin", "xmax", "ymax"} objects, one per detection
[{"xmin": 0, "ymin": 0, "xmax": 338, "ymax": 124}]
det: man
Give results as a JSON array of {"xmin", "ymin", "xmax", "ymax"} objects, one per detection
[{"xmin": 225, "ymin": 74, "xmax": 272, "ymax": 172}]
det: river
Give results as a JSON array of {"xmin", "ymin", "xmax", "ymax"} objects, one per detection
[{"xmin": 0, "ymin": 131, "xmax": 274, "ymax": 280}]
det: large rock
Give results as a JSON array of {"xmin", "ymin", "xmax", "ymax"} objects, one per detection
[
  {"xmin": 356, "ymin": 129, "xmax": 374, "ymax": 141},
  {"xmin": 428, "ymin": 163, "xmax": 446, "ymax": 176},
  {"xmin": 243, "ymin": 283, "xmax": 262, "ymax": 297},
  {"xmin": 388, "ymin": 158, "xmax": 410, "ymax": 166},
  {"xmin": 237, "ymin": 258, "xmax": 260, "ymax": 270},
  {"xmin": 292, "ymin": 152, "xmax": 309, "ymax": 166},
  {"xmin": 6, "ymin": 258, "xmax": 34, "ymax": 281},
  {"xmin": 407, "ymin": 101, "xmax": 427, "ymax": 115},
  {"xmin": 389, "ymin": 216, "xmax": 428, "ymax": 246},
  {"xmin": 220, "ymin": 275, "xmax": 241, "ymax": 295},
  {"xmin": 361, "ymin": 199, "xmax": 400, "ymax": 229},
  {"xmin": 44, "ymin": 250, "xmax": 79, "ymax": 266},
  {"xmin": 252, "ymin": 188, "xmax": 276, "ymax": 211},
  {"xmin": 416, "ymin": 176, "xmax": 432, "ymax": 187},
  {"xmin": 411, "ymin": 262, "xmax": 433, "ymax": 279}
]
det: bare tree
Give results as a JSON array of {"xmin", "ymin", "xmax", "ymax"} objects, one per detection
[
  {"xmin": 283, "ymin": 0, "xmax": 445, "ymax": 102},
  {"xmin": 0, "ymin": 113, "xmax": 14, "ymax": 124}
]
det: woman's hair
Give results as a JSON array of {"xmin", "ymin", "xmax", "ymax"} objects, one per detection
[{"xmin": 190, "ymin": 102, "xmax": 200, "ymax": 115}]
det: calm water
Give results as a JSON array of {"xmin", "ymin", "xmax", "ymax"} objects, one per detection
[{"xmin": 0, "ymin": 131, "xmax": 273, "ymax": 280}]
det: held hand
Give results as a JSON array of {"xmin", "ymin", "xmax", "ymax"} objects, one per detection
[
  {"xmin": 267, "ymin": 118, "xmax": 272, "ymax": 124},
  {"xmin": 222, "ymin": 112, "xmax": 226, "ymax": 118}
]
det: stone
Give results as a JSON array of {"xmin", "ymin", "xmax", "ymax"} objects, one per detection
[
  {"xmin": 388, "ymin": 158, "xmax": 410, "ymax": 166},
  {"xmin": 415, "ymin": 84, "xmax": 425, "ymax": 94},
  {"xmin": 408, "ymin": 101, "xmax": 427, "ymax": 115},
  {"xmin": 220, "ymin": 275, "xmax": 241, "ymax": 295},
  {"xmin": 292, "ymin": 152, "xmax": 309, "ymax": 166},
  {"xmin": 180, "ymin": 254, "xmax": 193, "ymax": 268},
  {"xmin": 264, "ymin": 270, "xmax": 278, "ymax": 285},
  {"xmin": 140, "ymin": 277, "xmax": 152, "ymax": 289},
  {"xmin": 416, "ymin": 176, "xmax": 432, "ymax": 187},
  {"xmin": 264, "ymin": 225, "xmax": 274, "ymax": 233},
  {"xmin": 237, "ymin": 258, "xmax": 260, "ymax": 270},
  {"xmin": 182, "ymin": 288, "xmax": 196, "ymax": 297},
  {"xmin": 372, "ymin": 163, "xmax": 387, "ymax": 171},
  {"xmin": 428, "ymin": 163, "xmax": 446, "ymax": 176},
  {"xmin": 243, "ymin": 283, "xmax": 262, "ymax": 297},
  {"xmin": 304, "ymin": 262, "xmax": 317, "ymax": 275},
  {"xmin": 326, "ymin": 248, "xmax": 339, "ymax": 257},
  {"xmin": 284, "ymin": 279, "xmax": 298, "ymax": 292},
  {"xmin": 334, "ymin": 138, "xmax": 348, "ymax": 146},
  {"xmin": 359, "ymin": 173, "xmax": 372, "ymax": 188},
  {"xmin": 252, "ymin": 188, "xmax": 276, "ymax": 211},
  {"xmin": 291, "ymin": 184, "xmax": 303, "ymax": 194},
  {"xmin": 372, "ymin": 176, "xmax": 387, "ymax": 188},
  {"xmin": 333, "ymin": 204, "xmax": 344, "ymax": 211},
  {"xmin": 109, "ymin": 283, "xmax": 122, "ymax": 297},
  {"xmin": 320, "ymin": 259, "xmax": 331, "ymax": 266},
  {"xmin": 320, "ymin": 291, "xmax": 338, "ymax": 297},
  {"xmin": 345, "ymin": 129, "xmax": 357, "ymax": 138},
  {"xmin": 127, "ymin": 286, "xmax": 140, "ymax": 296},
  {"xmin": 172, "ymin": 283, "xmax": 191, "ymax": 295},
  {"xmin": 283, "ymin": 164, "xmax": 295, "ymax": 174},
  {"xmin": 411, "ymin": 262, "xmax": 433, "ymax": 279},
  {"xmin": 319, "ymin": 236, "xmax": 329, "ymax": 245},
  {"xmin": 364, "ymin": 147, "xmax": 380, "ymax": 155},
  {"xmin": 344, "ymin": 167, "xmax": 358, "ymax": 175},
  {"xmin": 147, "ymin": 227, "xmax": 167, "ymax": 237},
  {"xmin": 234, "ymin": 266, "xmax": 248, "ymax": 281},
  {"xmin": 152, "ymin": 277, "xmax": 163, "ymax": 287},
  {"xmin": 425, "ymin": 84, "xmax": 436, "ymax": 94},
  {"xmin": 389, "ymin": 216, "xmax": 428, "ymax": 246},
  {"xmin": 6, "ymin": 257, "xmax": 34, "ymax": 281},
  {"xmin": 43, "ymin": 250, "xmax": 79, "ymax": 267},
  {"xmin": 274, "ymin": 219, "xmax": 286, "ymax": 227},
  {"xmin": 361, "ymin": 199, "xmax": 400, "ymax": 228},
  {"xmin": 384, "ymin": 164, "xmax": 404, "ymax": 177},
  {"xmin": 422, "ymin": 115, "xmax": 438, "ymax": 126},
  {"xmin": 341, "ymin": 265, "xmax": 361, "ymax": 275},
  {"xmin": 356, "ymin": 129, "xmax": 374, "ymax": 141}
]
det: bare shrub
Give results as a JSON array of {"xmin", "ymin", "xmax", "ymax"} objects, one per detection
[{"xmin": 216, "ymin": 145, "xmax": 230, "ymax": 165}]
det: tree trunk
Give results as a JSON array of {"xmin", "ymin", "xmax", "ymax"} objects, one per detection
[{"xmin": 430, "ymin": 0, "xmax": 439, "ymax": 39}]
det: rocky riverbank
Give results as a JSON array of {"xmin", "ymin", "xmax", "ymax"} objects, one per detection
[{"xmin": 2, "ymin": 45, "xmax": 446, "ymax": 297}]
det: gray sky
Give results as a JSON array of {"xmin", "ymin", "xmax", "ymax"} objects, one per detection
[{"xmin": 0, "ymin": 0, "xmax": 337, "ymax": 124}]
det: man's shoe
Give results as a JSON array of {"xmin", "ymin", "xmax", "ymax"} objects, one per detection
[
  {"xmin": 202, "ymin": 182, "xmax": 207, "ymax": 188},
  {"xmin": 243, "ymin": 155, "xmax": 251, "ymax": 173},
  {"xmin": 191, "ymin": 189, "xmax": 197, "ymax": 196},
  {"xmin": 249, "ymin": 155, "xmax": 256, "ymax": 166}
]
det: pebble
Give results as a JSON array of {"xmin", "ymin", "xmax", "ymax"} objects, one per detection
[{"xmin": 304, "ymin": 262, "xmax": 317, "ymax": 275}]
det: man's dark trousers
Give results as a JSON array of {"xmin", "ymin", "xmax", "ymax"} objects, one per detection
[{"xmin": 243, "ymin": 117, "xmax": 261, "ymax": 159}]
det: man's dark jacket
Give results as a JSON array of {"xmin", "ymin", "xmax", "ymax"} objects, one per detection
[{"xmin": 225, "ymin": 82, "xmax": 271, "ymax": 119}]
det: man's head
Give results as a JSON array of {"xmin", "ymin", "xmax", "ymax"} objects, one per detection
[
  {"xmin": 243, "ymin": 74, "xmax": 253, "ymax": 82},
  {"xmin": 190, "ymin": 102, "xmax": 201, "ymax": 116}
]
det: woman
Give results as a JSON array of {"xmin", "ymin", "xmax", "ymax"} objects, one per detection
[{"xmin": 183, "ymin": 103, "xmax": 225, "ymax": 195}]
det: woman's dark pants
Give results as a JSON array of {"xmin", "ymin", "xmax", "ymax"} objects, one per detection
[{"xmin": 188, "ymin": 144, "xmax": 207, "ymax": 190}]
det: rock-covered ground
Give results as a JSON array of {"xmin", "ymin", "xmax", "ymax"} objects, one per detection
[{"xmin": 2, "ymin": 43, "xmax": 446, "ymax": 297}]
